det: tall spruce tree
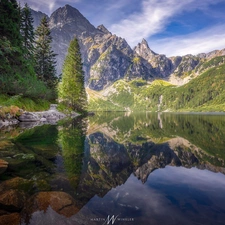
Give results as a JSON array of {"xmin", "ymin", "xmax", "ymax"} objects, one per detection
[
  {"xmin": 34, "ymin": 16, "xmax": 57, "ymax": 89},
  {"xmin": 20, "ymin": 3, "xmax": 35, "ymax": 59},
  {"xmin": 59, "ymin": 38, "xmax": 87, "ymax": 113}
]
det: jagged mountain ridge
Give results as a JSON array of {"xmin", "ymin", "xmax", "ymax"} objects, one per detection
[{"xmin": 31, "ymin": 4, "xmax": 225, "ymax": 91}]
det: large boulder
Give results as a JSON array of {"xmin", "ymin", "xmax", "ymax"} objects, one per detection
[
  {"xmin": 18, "ymin": 112, "xmax": 40, "ymax": 122},
  {"xmin": 23, "ymin": 191, "xmax": 80, "ymax": 218}
]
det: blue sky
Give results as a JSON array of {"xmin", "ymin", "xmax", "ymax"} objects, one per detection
[{"xmin": 19, "ymin": 0, "xmax": 225, "ymax": 56}]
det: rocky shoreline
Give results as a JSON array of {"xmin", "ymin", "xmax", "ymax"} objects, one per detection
[{"xmin": 0, "ymin": 104, "xmax": 77, "ymax": 128}]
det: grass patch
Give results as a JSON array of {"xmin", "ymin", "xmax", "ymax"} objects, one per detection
[{"xmin": 0, "ymin": 94, "xmax": 51, "ymax": 112}]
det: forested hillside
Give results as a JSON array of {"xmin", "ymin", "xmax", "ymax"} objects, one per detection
[
  {"xmin": 88, "ymin": 56, "xmax": 225, "ymax": 112},
  {"xmin": 0, "ymin": 1, "xmax": 58, "ymax": 111}
]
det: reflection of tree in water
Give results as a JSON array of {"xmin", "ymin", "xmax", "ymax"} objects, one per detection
[{"xmin": 58, "ymin": 117, "xmax": 87, "ymax": 190}]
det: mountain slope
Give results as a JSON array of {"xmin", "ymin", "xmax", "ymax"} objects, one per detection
[{"xmin": 88, "ymin": 56, "xmax": 225, "ymax": 112}]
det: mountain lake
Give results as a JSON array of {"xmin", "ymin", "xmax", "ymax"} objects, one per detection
[{"xmin": 0, "ymin": 112, "xmax": 225, "ymax": 225}]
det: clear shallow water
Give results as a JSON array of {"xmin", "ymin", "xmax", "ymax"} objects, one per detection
[{"xmin": 1, "ymin": 112, "xmax": 225, "ymax": 225}]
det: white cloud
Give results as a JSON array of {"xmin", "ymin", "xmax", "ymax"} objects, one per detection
[
  {"xmin": 19, "ymin": 0, "xmax": 80, "ymax": 15},
  {"xmin": 151, "ymin": 25, "xmax": 225, "ymax": 56},
  {"xmin": 19, "ymin": 0, "xmax": 56, "ymax": 14},
  {"xmin": 109, "ymin": 0, "xmax": 225, "ymax": 49}
]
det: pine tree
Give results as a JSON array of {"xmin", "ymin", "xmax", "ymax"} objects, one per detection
[
  {"xmin": 0, "ymin": 0, "xmax": 22, "ymax": 47},
  {"xmin": 20, "ymin": 3, "xmax": 35, "ymax": 59},
  {"xmin": 34, "ymin": 16, "xmax": 57, "ymax": 89},
  {"xmin": 59, "ymin": 38, "xmax": 87, "ymax": 113}
]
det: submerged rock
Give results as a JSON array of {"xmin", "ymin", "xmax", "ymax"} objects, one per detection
[
  {"xmin": 0, "ymin": 212, "xmax": 20, "ymax": 225},
  {"xmin": 0, "ymin": 190, "xmax": 27, "ymax": 212},
  {"xmin": 0, "ymin": 159, "xmax": 8, "ymax": 174},
  {"xmin": 0, "ymin": 177, "xmax": 33, "ymax": 193},
  {"xmin": 23, "ymin": 191, "xmax": 80, "ymax": 218}
]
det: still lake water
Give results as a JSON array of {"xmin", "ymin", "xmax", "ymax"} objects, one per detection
[{"xmin": 1, "ymin": 112, "xmax": 225, "ymax": 225}]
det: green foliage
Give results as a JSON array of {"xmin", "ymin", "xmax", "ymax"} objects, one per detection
[
  {"xmin": 0, "ymin": 1, "xmax": 56, "ymax": 102},
  {"xmin": 0, "ymin": 0, "xmax": 24, "ymax": 84},
  {"xmin": 59, "ymin": 38, "xmax": 87, "ymax": 113},
  {"xmin": 130, "ymin": 79, "xmax": 147, "ymax": 87},
  {"xmin": 34, "ymin": 16, "xmax": 58, "ymax": 89},
  {"xmin": 0, "ymin": 0, "xmax": 22, "ymax": 47}
]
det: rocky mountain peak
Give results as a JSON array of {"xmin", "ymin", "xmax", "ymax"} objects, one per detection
[
  {"xmin": 97, "ymin": 24, "xmax": 111, "ymax": 34},
  {"xmin": 49, "ymin": 4, "xmax": 96, "ymax": 33},
  {"xmin": 141, "ymin": 38, "xmax": 149, "ymax": 47},
  {"xmin": 134, "ymin": 39, "xmax": 158, "ymax": 61}
]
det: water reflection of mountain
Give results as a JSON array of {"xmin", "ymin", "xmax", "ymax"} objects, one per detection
[
  {"xmin": 1, "ymin": 112, "xmax": 225, "ymax": 224},
  {"xmin": 75, "ymin": 112, "xmax": 225, "ymax": 207},
  {"xmin": 88, "ymin": 112, "xmax": 225, "ymax": 167}
]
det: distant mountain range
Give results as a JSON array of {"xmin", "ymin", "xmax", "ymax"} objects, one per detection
[{"xmin": 31, "ymin": 5, "xmax": 225, "ymax": 112}]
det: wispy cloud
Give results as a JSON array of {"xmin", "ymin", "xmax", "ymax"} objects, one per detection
[
  {"xmin": 152, "ymin": 24, "xmax": 225, "ymax": 56},
  {"xmin": 19, "ymin": 0, "xmax": 80, "ymax": 15},
  {"xmin": 20, "ymin": 0, "xmax": 56, "ymax": 14},
  {"xmin": 109, "ymin": 0, "xmax": 224, "ymax": 48}
]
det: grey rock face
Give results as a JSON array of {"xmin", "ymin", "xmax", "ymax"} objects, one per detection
[
  {"xmin": 97, "ymin": 24, "xmax": 111, "ymax": 34},
  {"xmin": 134, "ymin": 39, "xmax": 158, "ymax": 61},
  {"xmin": 49, "ymin": 5, "xmax": 102, "ymax": 76},
  {"xmin": 18, "ymin": 112, "xmax": 40, "ymax": 122},
  {"xmin": 197, "ymin": 48, "xmax": 225, "ymax": 59},
  {"xmin": 89, "ymin": 46, "xmax": 131, "ymax": 90},
  {"xmin": 134, "ymin": 39, "xmax": 177, "ymax": 78},
  {"xmin": 172, "ymin": 54, "xmax": 200, "ymax": 77},
  {"xmin": 18, "ymin": 107, "xmax": 66, "ymax": 123}
]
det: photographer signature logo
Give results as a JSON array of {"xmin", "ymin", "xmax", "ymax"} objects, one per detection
[
  {"xmin": 103, "ymin": 215, "xmax": 119, "ymax": 225},
  {"xmin": 90, "ymin": 214, "xmax": 134, "ymax": 224}
]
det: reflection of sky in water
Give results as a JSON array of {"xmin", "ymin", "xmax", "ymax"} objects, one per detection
[{"xmin": 75, "ymin": 166, "xmax": 225, "ymax": 225}]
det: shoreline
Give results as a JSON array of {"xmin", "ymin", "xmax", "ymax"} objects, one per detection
[{"xmin": 0, "ymin": 104, "xmax": 79, "ymax": 129}]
